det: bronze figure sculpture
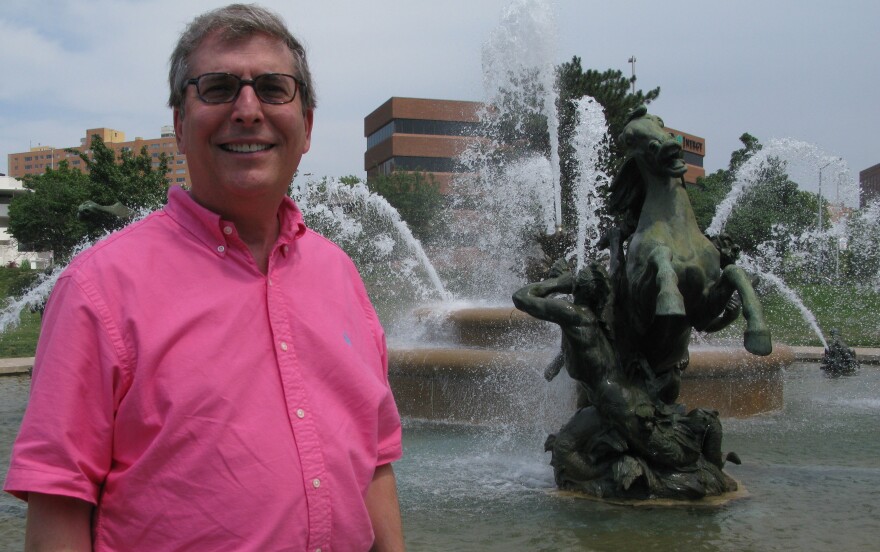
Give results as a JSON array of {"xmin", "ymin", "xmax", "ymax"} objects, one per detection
[{"xmin": 514, "ymin": 106, "xmax": 770, "ymax": 500}]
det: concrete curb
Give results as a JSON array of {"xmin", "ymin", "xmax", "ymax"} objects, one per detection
[
  {"xmin": 1, "ymin": 346, "xmax": 877, "ymax": 377},
  {"xmin": 0, "ymin": 357, "xmax": 34, "ymax": 375}
]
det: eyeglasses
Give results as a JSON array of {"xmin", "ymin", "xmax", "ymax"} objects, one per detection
[{"xmin": 185, "ymin": 73, "xmax": 303, "ymax": 105}]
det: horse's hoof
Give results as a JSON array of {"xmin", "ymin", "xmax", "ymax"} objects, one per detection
[
  {"xmin": 656, "ymin": 292, "xmax": 686, "ymax": 317},
  {"xmin": 744, "ymin": 329, "xmax": 772, "ymax": 356}
]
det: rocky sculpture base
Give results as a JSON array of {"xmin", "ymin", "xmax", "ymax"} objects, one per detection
[{"xmin": 545, "ymin": 404, "xmax": 739, "ymax": 501}]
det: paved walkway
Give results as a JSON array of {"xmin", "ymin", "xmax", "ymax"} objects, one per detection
[{"xmin": 1, "ymin": 347, "xmax": 878, "ymax": 376}]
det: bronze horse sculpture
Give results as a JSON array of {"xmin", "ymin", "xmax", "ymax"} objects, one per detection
[
  {"xmin": 607, "ymin": 106, "xmax": 771, "ymax": 400},
  {"xmin": 514, "ymin": 106, "xmax": 772, "ymax": 500}
]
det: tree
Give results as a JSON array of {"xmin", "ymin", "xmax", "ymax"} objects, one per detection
[
  {"xmin": 556, "ymin": 57, "xmax": 661, "ymax": 228},
  {"xmin": 8, "ymin": 161, "xmax": 93, "ymax": 260},
  {"xmin": 687, "ymin": 133, "xmax": 821, "ymax": 254},
  {"xmin": 8, "ymin": 134, "xmax": 170, "ymax": 263},
  {"xmin": 366, "ymin": 171, "xmax": 446, "ymax": 244},
  {"xmin": 688, "ymin": 133, "xmax": 763, "ymax": 230},
  {"xmin": 78, "ymin": 135, "xmax": 170, "ymax": 211}
]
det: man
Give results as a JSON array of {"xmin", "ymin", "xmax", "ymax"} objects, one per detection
[{"xmin": 5, "ymin": 4, "xmax": 405, "ymax": 551}]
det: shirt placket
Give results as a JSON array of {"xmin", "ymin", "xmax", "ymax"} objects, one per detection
[{"xmin": 266, "ymin": 245, "xmax": 332, "ymax": 552}]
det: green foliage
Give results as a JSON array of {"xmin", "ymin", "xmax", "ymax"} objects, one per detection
[
  {"xmin": 558, "ymin": 57, "xmax": 661, "ymax": 169},
  {"xmin": 8, "ymin": 135, "xmax": 169, "ymax": 262},
  {"xmin": 556, "ymin": 56, "xmax": 660, "ymax": 228},
  {"xmin": 8, "ymin": 161, "xmax": 93, "ymax": 260},
  {"xmin": 77, "ymin": 136, "xmax": 169, "ymax": 211},
  {"xmin": 0, "ymin": 266, "xmax": 38, "ymax": 298},
  {"xmin": 688, "ymin": 169, "xmax": 730, "ymax": 231},
  {"xmin": 366, "ymin": 172, "xmax": 446, "ymax": 244},
  {"xmin": 723, "ymin": 158, "xmax": 819, "ymax": 253},
  {"xmin": 687, "ymin": 133, "xmax": 822, "ymax": 254}
]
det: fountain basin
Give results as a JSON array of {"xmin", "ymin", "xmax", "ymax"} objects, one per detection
[{"xmin": 389, "ymin": 344, "xmax": 792, "ymax": 423}]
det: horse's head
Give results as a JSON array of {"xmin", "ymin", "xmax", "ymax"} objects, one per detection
[
  {"xmin": 608, "ymin": 106, "xmax": 687, "ymax": 217},
  {"xmin": 618, "ymin": 106, "xmax": 687, "ymax": 179}
]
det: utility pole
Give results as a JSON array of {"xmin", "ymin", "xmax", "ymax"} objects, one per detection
[{"xmin": 628, "ymin": 56, "xmax": 637, "ymax": 95}]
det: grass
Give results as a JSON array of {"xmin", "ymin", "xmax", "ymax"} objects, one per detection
[
  {"xmin": 0, "ymin": 310, "xmax": 41, "ymax": 358},
  {"xmin": 1, "ymin": 283, "xmax": 877, "ymax": 360},
  {"xmin": 697, "ymin": 284, "xmax": 880, "ymax": 347}
]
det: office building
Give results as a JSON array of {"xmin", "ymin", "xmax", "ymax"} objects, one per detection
[
  {"xmin": 364, "ymin": 97, "xmax": 706, "ymax": 190},
  {"xmin": 364, "ymin": 97, "xmax": 483, "ymax": 193}
]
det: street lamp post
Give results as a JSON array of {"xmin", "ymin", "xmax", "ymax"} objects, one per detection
[{"xmin": 818, "ymin": 160, "xmax": 833, "ymax": 233}]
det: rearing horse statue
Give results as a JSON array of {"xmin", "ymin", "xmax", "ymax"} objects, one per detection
[
  {"xmin": 514, "ymin": 106, "xmax": 772, "ymax": 499},
  {"xmin": 608, "ymin": 106, "xmax": 771, "ymax": 383}
]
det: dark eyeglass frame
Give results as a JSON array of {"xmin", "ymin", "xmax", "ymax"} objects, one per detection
[{"xmin": 185, "ymin": 72, "xmax": 304, "ymax": 105}]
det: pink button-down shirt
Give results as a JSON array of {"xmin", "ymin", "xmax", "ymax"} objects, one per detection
[{"xmin": 5, "ymin": 187, "xmax": 402, "ymax": 551}]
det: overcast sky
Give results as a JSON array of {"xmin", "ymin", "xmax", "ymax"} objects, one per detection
[{"xmin": 1, "ymin": 0, "xmax": 877, "ymax": 200}]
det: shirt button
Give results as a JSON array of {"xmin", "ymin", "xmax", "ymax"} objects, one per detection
[
  {"xmin": 283, "ymin": 244, "xmax": 289, "ymax": 254},
  {"xmin": 312, "ymin": 478, "xmax": 321, "ymax": 488},
  {"xmin": 216, "ymin": 245, "xmax": 225, "ymax": 253},
  {"xmin": 223, "ymin": 226, "xmax": 233, "ymax": 235},
  {"xmin": 280, "ymin": 341, "xmax": 288, "ymax": 351},
  {"xmin": 296, "ymin": 409, "xmax": 305, "ymax": 418}
]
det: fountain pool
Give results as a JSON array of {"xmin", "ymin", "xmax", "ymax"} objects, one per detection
[
  {"xmin": 396, "ymin": 364, "xmax": 880, "ymax": 551},
  {"xmin": 0, "ymin": 365, "xmax": 877, "ymax": 550}
]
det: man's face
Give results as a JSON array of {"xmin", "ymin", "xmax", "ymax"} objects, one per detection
[{"xmin": 173, "ymin": 31, "xmax": 313, "ymax": 216}]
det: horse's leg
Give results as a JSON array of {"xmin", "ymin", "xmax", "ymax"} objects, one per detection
[
  {"xmin": 714, "ymin": 265, "xmax": 772, "ymax": 356},
  {"xmin": 649, "ymin": 246, "xmax": 686, "ymax": 317}
]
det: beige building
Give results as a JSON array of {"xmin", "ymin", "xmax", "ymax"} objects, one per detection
[{"xmin": 7, "ymin": 126, "xmax": 190, "ymax": 188}]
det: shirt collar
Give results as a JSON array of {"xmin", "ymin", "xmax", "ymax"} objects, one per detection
[{"xmin": 163, "ymin": 186, "xmax": 307, "ymax": 255}]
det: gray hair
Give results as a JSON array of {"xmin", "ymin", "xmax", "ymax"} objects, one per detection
[{"xmin": 168, "ymin": 3, "xmax": 316, "ymax": 117}]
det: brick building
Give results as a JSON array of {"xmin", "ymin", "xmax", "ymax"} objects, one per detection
[{"xmin": 364, "ymin": 97, "xmax": 706, "ymax": 190}]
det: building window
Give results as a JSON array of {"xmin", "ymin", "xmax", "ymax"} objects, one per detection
[
  {"xmin": 683, "ymin": 151, "xmax": 703, "ymax": 167},
  {"xmin": 366, "ymin": 118, "xmax": 482, "ymax": 150},
  {"xmin": 378, "ymin": 156, "xmax": 464, "ymax": 174}
]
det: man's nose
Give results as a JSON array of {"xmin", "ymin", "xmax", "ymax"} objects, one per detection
[{"xmin": 231, "ymin": 83, "xmax": 264, "ymax": 124}]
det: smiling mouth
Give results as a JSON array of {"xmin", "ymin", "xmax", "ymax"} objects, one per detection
[{"xmin": 221, "ymin": 143, "xmax": 273, "ymax": 153}]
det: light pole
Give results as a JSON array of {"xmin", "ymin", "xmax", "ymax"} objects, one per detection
[
  {"xmin": 818, "ymin": 160, "xmax": 833, "ymax": 233},
  {"xmin": 628, "ymin": 56, "xmax": 637, "ymax": 95}
]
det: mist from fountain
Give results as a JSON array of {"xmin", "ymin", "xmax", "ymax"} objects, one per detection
[
  {"xmin": 738, "ymin": 252, "xmax": 828, "ymax": 348},
  {"xmin": 707, "ymin": 138, "xmax": 857, "ymax": 235},
  {"xmin": 702, "ymin": 138, "xmax": 878, "ymax": 347},
  {"xmin": 291, "ymin": 176, "xmax": 451, "ymax": 302}
]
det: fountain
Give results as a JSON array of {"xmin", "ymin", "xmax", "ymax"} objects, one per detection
[{"xmin": 1, "ymin": 0, "xmax": 879, "ymax": 547}]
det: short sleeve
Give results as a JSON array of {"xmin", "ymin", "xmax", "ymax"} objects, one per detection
[
  {"xmin": 4, "ymin": 272, "xmax": 129, "ymax": 504},
  {"xmin": 374, "ymin": 333, "xmax": 402, "ymax": 466}
]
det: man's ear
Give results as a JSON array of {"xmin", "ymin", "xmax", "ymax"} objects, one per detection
[
  {"xmin": 173, "ymin": 108, "xmax": 186, "ymax": 154},
  {"xmin": 302, "ymin": 108, "xmax": 314, "ymax": 154}
]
